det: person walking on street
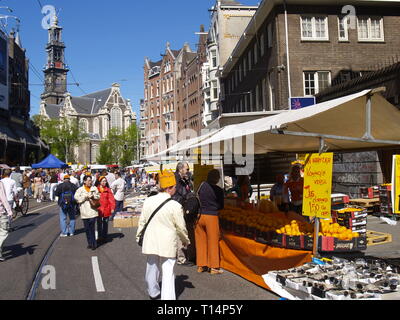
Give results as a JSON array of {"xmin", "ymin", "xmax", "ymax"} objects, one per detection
[
  {"xmin": 33, "ymin": 173, "xmax": 44, "ymax": 203},
  {"xmin": 1, "ymin": 169, "xmax": 18, "ymax": 210},
  {"xmin": 22, "ymin": 170, "xmax": 32, "ymax": 198},
  {"xmin": 111, "ymin": 171, "xmax": 125, "ymax": 220},
  {"xmin": 75, "ymin": 176, "xmax": 100, "ymax": 250},
  {"xmin": 54, "ymin": 175, "xmax": 78, "ymax": 237},
  {"xmin": 95, "ymin": 176, "xmax": 115, "ymax": 245},
  {"xmin": 49, "ymin": 170, "xmax": 59, "ymax": 202},
  {"xmin": 136, "ymin": 170, "xmax": 189, "ymax": 300},
  {"xmin": 0, "ymin": 181, "xmax": 13, "ymax": 262},
  {"xmin": 172, "ymin": 162, "xmax": 194, "ymax": 266},
  {"xmin": 195, "ymin": 169, "xmax": 225, "ymax": 275},
  {"xmin": 10, "ymin": 167, "xmax": 23, "ymax": 203}
]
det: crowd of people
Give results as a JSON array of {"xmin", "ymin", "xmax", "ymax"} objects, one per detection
[{"xmin": 0, "ymin": 160, "xmax": 305, "ymax": 299}]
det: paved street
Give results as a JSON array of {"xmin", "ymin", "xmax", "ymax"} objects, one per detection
[{"xmin": 1, "ymin": 192, "xmax": 399, "ymax": 300}]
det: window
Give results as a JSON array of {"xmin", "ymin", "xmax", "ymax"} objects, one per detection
[
  {"xmin": 357, "ymin": 17, "xmax": 384, "ymax": 41},
  {"xmin": 303, "ymin": 71, "xmax": 331, "ymax": 96},
  {"xmin": 111, "ymin": 107, "xmax": 123, "ymax": 131},
  {"xmin": 239, "ymin": 64, "xmax": 242, "ymax": 82},
  {"xmin": 91, "ymin": 145, "xmax": 99, "ymax": 164},
  {"xmin": 301, "ymin": 16, "xmax": 329, "ymax": 41},
  {"xmin": 243, "ymin": 58, "xmax": 247, "ymax": 77},
  {"xmin": 338, "ymin": 16, "xmax": 349, "ymax": 41},
  {"xmin": 93, "ymin": 118, "xmax": 99, "ymax": 135},
  {"xmin": 255, "ymin": 84, "xmax": 260, "ymax": 111},
  {"xmin": 211, "ymin": 80, "xmax": 218, "ymax": 101},
  {"xmin": 103, "ymin": 117, "xmax": 109, "ymax": 137},
  {"xmin": 79, "ymin": 118, "xmax": 88, "ymax": 133},
  {"xmin": 211, "ymin": 50, "xmax": 218, "ymax": 68}
]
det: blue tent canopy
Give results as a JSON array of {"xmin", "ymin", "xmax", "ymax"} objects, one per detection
[{"xmin": 32, "ymin": 154, "xmax": 69, "ymax": 169}]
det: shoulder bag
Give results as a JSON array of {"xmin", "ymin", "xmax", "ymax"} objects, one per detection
[{"xmin": 137, "ymin": 198, "xmax": 172, "ymax": 247}]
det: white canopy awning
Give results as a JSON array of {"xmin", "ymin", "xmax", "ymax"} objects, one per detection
[
  {"xmin": 143, "ymin": 128, "xmax": 222, "ymax": 161},
  {"xmin": 175, "ymin": 89, "xmax": 400, "ymax": 155}
]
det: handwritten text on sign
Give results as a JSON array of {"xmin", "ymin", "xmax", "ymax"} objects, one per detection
[{"xmin": 303, "ymin": 153, "xmax": 334, "ymax": 218}]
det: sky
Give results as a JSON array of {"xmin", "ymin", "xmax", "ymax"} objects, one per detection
[{"xmin": 1, "ymin": 0, "xmax": 260, "ymax": 118}]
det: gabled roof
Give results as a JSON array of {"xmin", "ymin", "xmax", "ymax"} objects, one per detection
[
  {"xmin": 149, "ymin": 60, "xmax": 162, "ymax": 68},
  {"xmin": 45, "ymin": 104, "xmax": 62, "ymax": 119},
  {"xmin": 82, "ymin": 88, "xmax": 113, "ymax": 114}
]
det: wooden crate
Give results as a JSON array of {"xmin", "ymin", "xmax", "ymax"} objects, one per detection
[{"xmin": 366, "ymin": 230, "xmax": 392, "ymax": 246}]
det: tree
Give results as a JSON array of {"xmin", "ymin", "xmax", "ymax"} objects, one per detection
[
  {"xmin": 97, "ymin": 124, "xmax": 139, "ymax": 166},
  {"xmin": 32, "ymin": 115, "xmax": 88, "ymax": 163}
]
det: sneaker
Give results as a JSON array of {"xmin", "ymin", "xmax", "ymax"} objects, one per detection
[
  {"xmin": 60, "ymin": 234, "xmax": 68, "ymax": 238},
  {"xmin": 209, "ymin": 268, "xmax": 224, "ymax": 275},
  {"xmin": 197, "ymin": 266, "xmax": 208, "ymax": 273},
  {"xmin": 69, "ymin": 233, "xmax": 74, "ymax": 237},
  {"xmin": 0, "ymin": 256, "xmax": 5, "ymax": 262}
]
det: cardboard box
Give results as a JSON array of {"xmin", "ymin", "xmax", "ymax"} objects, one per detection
[{"xmin": 113, "ymin": 213, "xmax": 140, "ymax": 228}]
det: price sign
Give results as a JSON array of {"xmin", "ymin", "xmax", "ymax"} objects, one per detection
[
  {"xmin": 392, "ymin": 155, "xmax": 400, "ymax": 214},
  {"xmin": 302, "ymin": 153, "xmax": 334, "ymax": 218}
]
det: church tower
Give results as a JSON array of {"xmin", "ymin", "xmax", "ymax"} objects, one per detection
[{"xmin": 41, "ymin": 15, "xmax": 69, "ymax": 105}]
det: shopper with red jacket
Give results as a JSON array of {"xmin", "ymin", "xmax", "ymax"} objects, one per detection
[{"xmin": 95, "ymin": 176, "xmax": 116, "ymax": 245}]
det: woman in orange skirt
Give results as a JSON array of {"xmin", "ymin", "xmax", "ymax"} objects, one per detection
[{"xmin": 195, "ymin": 169, "xmax": 225, "ymax": 275}]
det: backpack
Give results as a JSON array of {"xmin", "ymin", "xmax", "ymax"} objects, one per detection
[
  {"xmin": 60, "ymin": 191, "xmax": 75, "ymax": 211},
  {"xmin": 182, "ymin": 182, "xmax": 207, "ymax": 222}
]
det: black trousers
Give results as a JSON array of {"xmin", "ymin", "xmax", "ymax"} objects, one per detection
[
  {"xmin": 97, "ymin": 217, "xmax": 109, "ymax": 240},
  {"xmin": 83, "ymin": 218, "xmax": 97, "ymax": 248}
]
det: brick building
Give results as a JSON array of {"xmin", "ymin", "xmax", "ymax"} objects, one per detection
[
  {"xmin": 142, "ymin": 43, "xmax": 182, "ymax": 157},
  {"xmin": 175, "ymin": 26, "xmax": 208, "ymax": 139},
  {"xmin": 220, "ymin": 0, "xmax": 400, "ymax": 115}
]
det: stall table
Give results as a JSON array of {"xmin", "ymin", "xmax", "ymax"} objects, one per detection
[{"xmin": 219, "ymin": 232, "xmax": 313, "ymax": 290}]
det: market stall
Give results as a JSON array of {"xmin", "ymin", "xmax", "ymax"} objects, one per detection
[{"xmin": 166, "ymin": 88, "xmax": 400, "ymax": 298}]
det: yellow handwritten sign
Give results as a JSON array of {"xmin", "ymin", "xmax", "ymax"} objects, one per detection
[
  {"xmin": 392, "ymin": 155, "xmax": 400, "ymax": 214},
  {"xmin": 302, "ymin": 153, "xmax": 334, "ymax": 218}
]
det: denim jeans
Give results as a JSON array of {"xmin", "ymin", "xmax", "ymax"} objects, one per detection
[
  {"xmin": 59, "ymin": 207, "xmax": 76, "ymax": 235},
  {"xmin": 112, "ymin": 200, "xmax": 124, "ymax": 219},
  {"xmin": 97, "ymin": 217, "xmax": 109, "ymax": 240},
  {"xmin": 83, "ymin": 218, "xmax": 97, "ymax": 248}
]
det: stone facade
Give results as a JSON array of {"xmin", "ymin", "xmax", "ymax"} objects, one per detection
[{"xmin": 40, "ymin": 83, "xmax": 136, "ymax": 165}]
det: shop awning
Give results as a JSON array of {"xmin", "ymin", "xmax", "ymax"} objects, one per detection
[
  {"xmin": 177, "ymin": 88, "xmax": 400, "ymax": 155},
  {"xmin": 143, "ymin": 129, "xmax": 222, "ymax": 160}
]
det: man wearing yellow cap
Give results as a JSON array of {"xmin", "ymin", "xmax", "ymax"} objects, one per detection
[{"xmin": 136, "ymin": 170, "xmax": 190, "ymax": 300}]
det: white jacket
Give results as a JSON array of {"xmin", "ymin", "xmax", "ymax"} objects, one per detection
[
  {"xmin": 111, "ymin": 178, "xmax": 125, "ymax": 201},
  {"xmin": 136, "ymin": 192, "xmax": 189, "ymax": 259},
  {"xmin": 74, "ymin": 186, "xmax": 100, "ymax": 219}
]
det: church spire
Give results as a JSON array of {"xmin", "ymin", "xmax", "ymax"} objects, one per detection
[{"xmin": 41, "ymin": 14, "xmax": 69, "ymax": 105}]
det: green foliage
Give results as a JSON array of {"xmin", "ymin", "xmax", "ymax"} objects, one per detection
[
  {"xmin": 97, "ymin": 124, "xmax": 139, "ymax": 166},
  {"xmin": 33, "ymin": 115, "xmax": 88, "ymax": 163}
]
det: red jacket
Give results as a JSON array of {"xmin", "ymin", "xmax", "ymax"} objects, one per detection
[{"xmin": 97, "ymin": 187, "xmax": 116, "ymax": 218}]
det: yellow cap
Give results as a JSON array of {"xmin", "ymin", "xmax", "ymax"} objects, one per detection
[{"xmin": 159, "ymin": 170, "xmax": 176, "ymax": 189}]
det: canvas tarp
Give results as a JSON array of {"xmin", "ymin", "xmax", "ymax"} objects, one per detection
[
  {"xmin": 32, "ymin": 154, "xmax": 69, "ymax": 169},
  {"xmin": 173, "ymin": 89, "xmax": 400, "ymax": 155}
]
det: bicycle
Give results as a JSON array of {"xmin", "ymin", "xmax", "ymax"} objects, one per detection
[{"xmin": 12, "ymin": 195, "xmax": 30, "ymax": 220}]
